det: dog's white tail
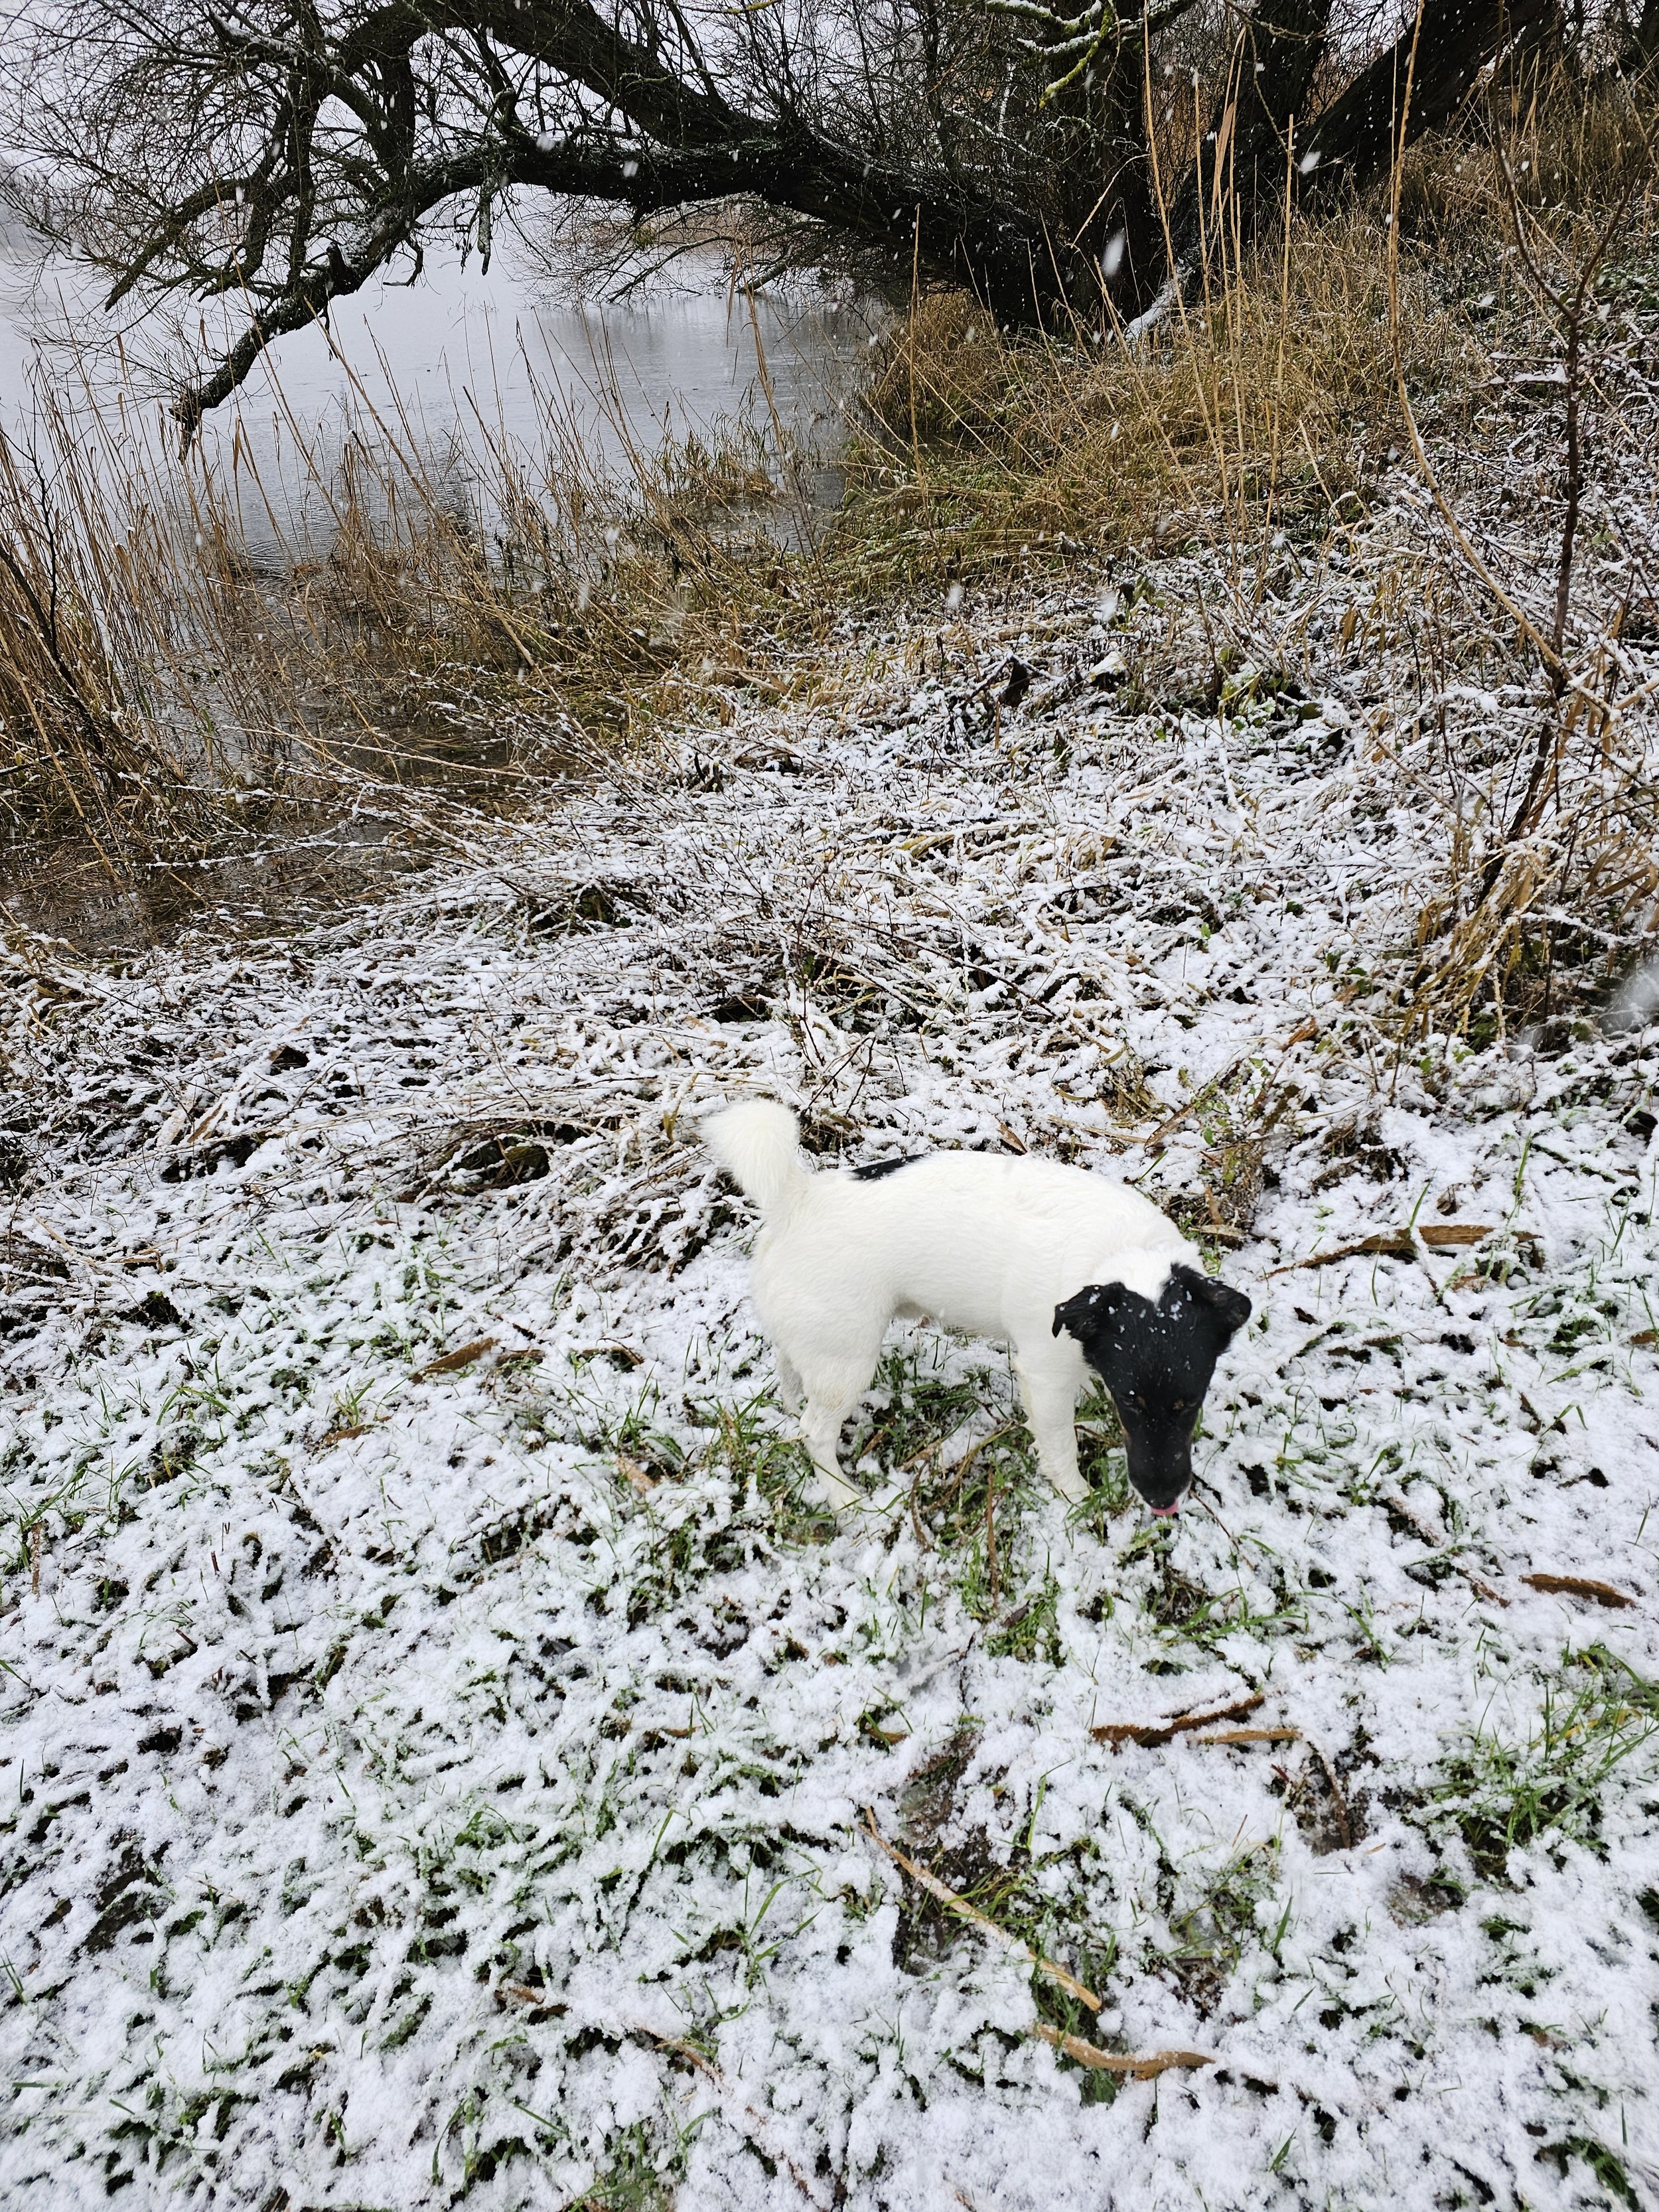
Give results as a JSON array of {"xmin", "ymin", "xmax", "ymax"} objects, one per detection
[{"xmin": 702, "ymin": 1100, "xmax": 810, "ymax": 1217}]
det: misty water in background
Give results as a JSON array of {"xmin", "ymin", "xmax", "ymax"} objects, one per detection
[{"xmin": 0, "ymin": 196, "xmax": 881, "ymax": 559}]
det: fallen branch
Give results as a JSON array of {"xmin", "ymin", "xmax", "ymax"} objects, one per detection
[
  {"xmin": 1031, "ymin": 2022, "xmax": 1212, "ymax": 2077},
  {"xmin": 1268, "ymin": 1222, "xmax": 1492, "ymax": 1276},
  {"xmin": 1268, "ymin": 1232, "xmax": 1413, "ymax": 1275},
  {"xmin": 1520, "ymin": 1572, "xmax": 1633, "ymax": 1609},
  {"xmin": 1092, "ymin": 1691, "xmax": 1264, "ymax": 1749},
  {"xmin": 1195, "ymin": 1726, "xmax": 1301, "ymax": 1745},
  {"xmin": 863, "ymin": 1808, "xmax": 1100, "ymax": 2010}
]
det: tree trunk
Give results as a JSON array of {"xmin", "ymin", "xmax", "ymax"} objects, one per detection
[
  {"xmin": 13, "ymin": 0, "xmax": 1572, "ymax": 425},
  {"xmin": 1297, "ymin": 0, "xmax": 1564, "ymax": 203}
]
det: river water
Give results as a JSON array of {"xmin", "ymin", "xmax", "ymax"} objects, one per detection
[
  {"xmin": 0, "ymin": 200, "xmax": 881, "ymax": 947},
  {"xmin": 0, "ymin": 201, "xmax": 880, "ymax": 559}
]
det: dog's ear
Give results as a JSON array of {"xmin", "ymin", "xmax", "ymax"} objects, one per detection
[
  {"xmin": 1188, "ymin": 1274, "xmax": 1252, "ymax": 1340},
  {"xmin": 1054, "ymin": 1283, "xmax": 1124, "ymax": 1339}
]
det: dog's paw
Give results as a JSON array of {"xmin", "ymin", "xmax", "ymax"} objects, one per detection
[
  {"xmin": 1047, "ymin": 1469, "xmax": 1089, "ymax": 1505},
  {"xmin": 811, "ymin": 1470, "xmax": 862, "ymax": 1514}
]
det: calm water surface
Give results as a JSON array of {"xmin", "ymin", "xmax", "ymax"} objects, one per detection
[{"xmin": 0, "ymin": 208, "xmax": 879, "ymax": 555}]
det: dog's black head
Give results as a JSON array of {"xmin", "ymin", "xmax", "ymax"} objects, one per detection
[{"xmin": 1053, "ymin": 1264, "xmax": 1252, "ymax": 1514}]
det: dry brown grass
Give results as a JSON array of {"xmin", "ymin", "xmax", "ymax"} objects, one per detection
[
  {"xmin": 1398, "ymin": 69, "xmax": 1659, "ymax": 244},
  {"xmin": 835, "ymin": 70, "xmax": 1659, "ymax": 602},
  {"xmin": 819, "ymin": 72, "xmax": 1659, "ymax": 1043},
  {"xmin": 0, "ymin": 417, "xmax": 218, "ymax": 863},
  {"xmin": 0, "ymin": 354, "xmax": 808, "ymax": 895},
  {"xmin": 839, "ymin": 208, "xmax": 1486, "ymax": 590},
  {"xmin": 7, "ymin": 68, "xmax": 1659, "ymax": 1023}
]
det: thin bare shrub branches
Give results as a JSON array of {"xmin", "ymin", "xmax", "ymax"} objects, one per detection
[
  {"xmin": 1, "ymin": 0, "xmax": 1568, "ymax": 426},
  {"xmin": 1371, "ymin": 62, "xmax": 1659, "ymax": 1035}
]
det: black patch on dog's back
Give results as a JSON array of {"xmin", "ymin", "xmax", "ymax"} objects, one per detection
[{"xmin": 851, "ymin": 1155, "xmax": 926, "ymax": 1182}]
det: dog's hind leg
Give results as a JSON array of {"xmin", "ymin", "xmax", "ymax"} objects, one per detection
[
  {"xmin": 794, "ymin": 1346, "xmax": 881, "ymax": 1512},
  {"xmin": 800, "ymin": 1401, "xmax": 862, "ymax": 1511},
  {"xmin": 1015, "ymin": 1362, "xmax": 1088, "ymax": 1505},
  {"xmin": 772, "ymin": 1348, "xmax": 804, "ymax": 1414}
]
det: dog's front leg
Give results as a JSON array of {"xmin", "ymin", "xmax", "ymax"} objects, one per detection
[{"xmin": 1015, "ymin": 1363, "xmax": 1088, "ymax": 1505}]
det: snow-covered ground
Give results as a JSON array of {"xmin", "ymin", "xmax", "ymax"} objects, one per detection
[{"xmin": 3, "ymin": 557, "xmax": 1658, "ymax": 2209}]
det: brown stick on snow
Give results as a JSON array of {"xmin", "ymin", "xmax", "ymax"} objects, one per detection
[
  {"xmin": 1520, "ymin": 1572, "xmax": 1634, "ymax": 1609},
  {"xmin": 863, "ymin": 1808, "xmax": 1100, "ymax": 2010},
  {"xmin": 1267, "ymin": 1222, "xmax": 1494, "ymax": 1276},
  {"xmin": 1092, "ymin": 1691, "xmax": 1265, "ymax": 1749},
  {"xmin": 1267, "ymin": 1233, "xmax": 1414, "ymax": 1276},
  {"xmin": 1031, "ymin": 2023, "xmax": 1214, "ymax": 2077},
  {"xmin": 1194, "ymin": 1727, "xmax": 1302, "ymax": 1745}
]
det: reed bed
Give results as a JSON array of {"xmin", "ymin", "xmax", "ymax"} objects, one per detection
[
  {"xmin": 0, "ymin": 334, "xmax": 806, "ymax": 899},
  {"xmin": 831, "ymin": 87, "xmax": 1659, "ymax": 1040}
]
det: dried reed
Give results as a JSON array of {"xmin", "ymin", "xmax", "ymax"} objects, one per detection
[{"xmin": 0, "ymin": 323, "xmax": 805, "ymax": 895}]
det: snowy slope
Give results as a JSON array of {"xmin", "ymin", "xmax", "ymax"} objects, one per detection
[{"xmin": 3, "ymin": 565, "xmax": 1657, "ymax": 2211}]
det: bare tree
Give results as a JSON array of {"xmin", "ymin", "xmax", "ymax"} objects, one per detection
[{"xmin": 3, "ymin": 0, "xmax": 1563, "ymax": 430}]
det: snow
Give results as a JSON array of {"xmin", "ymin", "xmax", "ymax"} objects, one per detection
[{"xmin": 2, "ymin": 563, "xmax": 1657, "ymax": 2209}]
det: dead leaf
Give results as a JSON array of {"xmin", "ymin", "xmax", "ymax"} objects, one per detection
[
  {"xmin": 862, "ymin": 1718, "xmax": 910, "ymax": 1747},
  {"xmin": 1417, "ymin": 1222, "xmax": 1495, "ymax": 1248},
  {"xmin": 576, "ymin": 1343, "xmax": 644, "ymax": 1370},
  {"xmin": 413, "ymin": 1337, "xmax": 496, "ymax": 1380},
  {"xmin": 1520, "ymin": 1572, "xmax": 1633, "ymax": 1609},
  {"xmin": 618, "ymin": 1455, "xmax": 658, "ymax": 1497},
  {"xmin": 1631, "ymin": 1329, "xmax": 1659, "ymax": 1349},
  {"xmin": 1031, "ymin": 2023, "xmax": 1212, "ymax": 2077},
  {"xmin": 497, "ymin": 1982, "xmax": 565, "ymax": 2014}
]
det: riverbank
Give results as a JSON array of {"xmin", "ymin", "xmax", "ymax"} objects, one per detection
[{"xmin": 3, "ymin": 493, "xmax": 1658, "ymax": 2205}]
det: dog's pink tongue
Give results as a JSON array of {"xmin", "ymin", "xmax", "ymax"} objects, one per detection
[{"xmin": 1150, "ymin": 1502, "xmax": 1179, "ymax": 1518}]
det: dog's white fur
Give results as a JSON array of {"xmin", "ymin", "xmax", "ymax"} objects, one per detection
[{"xmin": 703, "ymin": 1100, "xmax": 1196, "ymax": 1510}]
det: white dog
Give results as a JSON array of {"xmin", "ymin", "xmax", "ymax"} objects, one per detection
[{"xmin": 703, "ymin": 1101, "xmax": 1251, "ymax": 1515}]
